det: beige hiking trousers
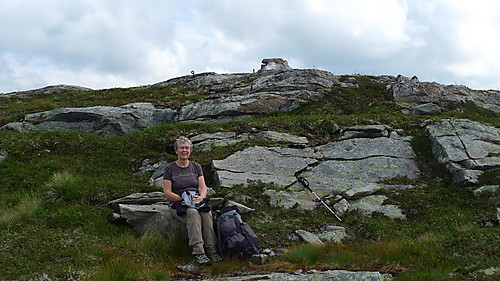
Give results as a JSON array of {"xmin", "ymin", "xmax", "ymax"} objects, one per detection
[{"xmin": 170, "ymin": 208, "xmax": 217, "ymax": 255}]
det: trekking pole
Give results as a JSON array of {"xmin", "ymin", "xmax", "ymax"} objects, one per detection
[{"xmin": 296, "ymin": 176, "xmax": 342, "ymax": 222}]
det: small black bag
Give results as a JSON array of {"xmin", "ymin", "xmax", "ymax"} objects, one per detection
[{"xmin": 213, "ymin": 206, "xmax": 259, "ymax": 259}]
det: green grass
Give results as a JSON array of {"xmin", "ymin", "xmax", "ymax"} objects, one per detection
[{"xmin": 0, "ymin": 76, "xmax": 499, "ymax": 280}]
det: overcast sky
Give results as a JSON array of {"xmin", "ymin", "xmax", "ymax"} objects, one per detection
[{"xmin": 1, "ymin": 0, "xmax": 500, "ymax": 94}]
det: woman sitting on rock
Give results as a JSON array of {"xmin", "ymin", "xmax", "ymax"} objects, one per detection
[{"xmin": 163, "ymin": 136, "xmax": 222, "ymax": 265}]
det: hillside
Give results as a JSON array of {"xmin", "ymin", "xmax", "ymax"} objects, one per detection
[{"xmin": 0, "ymin": 58, "xmax": 498, "ymax": 281}]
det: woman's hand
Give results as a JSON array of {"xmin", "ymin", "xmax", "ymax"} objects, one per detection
[{"xmin": 193, "ymin": 194, "xmax": 204, "ymax": 204}]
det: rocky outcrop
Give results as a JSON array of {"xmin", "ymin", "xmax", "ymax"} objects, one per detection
[
  {"xmin": 426, "ymin": 119, "xmax": 499, "ymax": 184},
  {"xmin": 0, "ymin": 102, "xmax": 177, "ymax": 137},
  {"xmin": 1, "ymin": 59, "xmax": 346, "ymax": 133},
  {"xmin": 144, "ymin": 130, "xmax": 313, "ymax": 187},
  {"xmin": 4, "ymin": 59, "xmax": 497, "ymax": 137},
  {"xmin": 212, "ymin": 126, "xmax": 419, "ymax": 191},
  {"xmin": 388, "ymin": 75, "xmax": 500, "ymax": 113},
  {"xmin": 218, "ymin": 270, "xmax": 393, "ymax": 281},
  {"xmin": 150, "ymin": 58, "xmax": 342, "ymax": 123},
  {"xmin": 258, "ymin": 58, "xmax": 292, "ymax": 73},
  {"xmin": 177, "ymin": 68, "xmax": 341, "ymax": 122},
  {"xmin": 211, "ymin": 125, "xmax": 419, "ymax": 219},
  {"xmin": 1, "ymin": 84, "xmax": 91, "ymax": 98}
]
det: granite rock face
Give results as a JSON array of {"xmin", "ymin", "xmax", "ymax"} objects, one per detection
[
  {"xmin": 1, "ymin": 84, "xmax": 91, "ymax": 98},
  {"xmin": 211, "ymin": 125, "xmax": 419, "ymax": 219},
  {"xmin": 0, "ymin": 103, "xmax": 177, "ymax": 137},
  {"xmin": 389, "ymin": 75, "xmax": 500, "ymax": 113},
  {"xmin": 426, "ymin": 119, "xmax": 500, "ymax": 184}
]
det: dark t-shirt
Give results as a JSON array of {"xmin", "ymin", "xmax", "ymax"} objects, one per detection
[{"xmin": 163, "ymin": 161, "xmax": 203, "ymax": 195}]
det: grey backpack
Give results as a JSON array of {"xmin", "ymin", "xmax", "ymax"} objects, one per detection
[{"xmin": 213, "ymin": 206, "xmax": 260, "ymax": 259}]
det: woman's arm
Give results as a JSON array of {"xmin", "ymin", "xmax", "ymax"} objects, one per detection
[
  {"xmin": 163, "ymin": 179, "xmax": 182, "ymax": 201},
  {"xmin": 192, "ymin": 176, "xmax": 208, "ymax": 204},
  {"xmin": 197, "ymin": 176, "xmax": 208, "ymax": 198}
]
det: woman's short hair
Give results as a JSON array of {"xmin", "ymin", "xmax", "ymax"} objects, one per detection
[{"xmin": 174, "ymin": 136, "xmax": 192, "ymax": 151}]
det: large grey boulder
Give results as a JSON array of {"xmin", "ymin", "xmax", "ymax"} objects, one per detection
[
  {"xmin": 294, "ymin": 230, "xmax": 324, "ymax": 246},
  {"xmin": 114, "ymin": 203, "xmax": 171, "ymax": 229},
  {"xmin": 108, "ymin": 192, "xmax": 166, "ymax": 211},
  {"xmin": 212, "ymin": 146, "xmax": 318, "ymax": 188},
  {"xmin": 426, "ymin": 119, "xmax": 499, "ymax": 184},
  {"xmin": 1, "ymin": 103, "xmax": 177, "ymax": 136},
  {"xmin": 258, "ymin": 58, "xmax": 292, "ymax": 73},
  {"xmin": 302, "ymin": 156, "xmax": 420, "ymax": 193},
  {"xmin": 300, "ymin": 130, "xmax": 419, "ymax": 194}
]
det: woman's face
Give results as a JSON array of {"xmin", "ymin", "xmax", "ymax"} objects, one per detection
[{"xmin": 176, "ymin": 142, "xmax": 192, "ymax": 160}]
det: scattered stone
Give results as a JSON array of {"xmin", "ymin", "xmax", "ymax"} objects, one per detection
[
  {"xmin": 135, "ymin": 159, "xmax": 167, "ymax": 176},
  {"xmin": 333, "ymin": 199, "xmax": 350, "ymax": 217},
  {"xmin": 177, "ymin": 263, "xmax": 204, "ymax": 275},
  {"xmin": 477, "ymin": 266, "xmax": 500, "ymax": 277},
  {"xmin": 473, "ymin": 185, "xmax": 499, "ymax": 196},
  {"xmin": 208, "ymin": 197, "xmax": 225, "ymax": 209},
  {"xmin": 0, "ymin": 154, "xmax": 5, "ymax": 163},
  {"xmin": 263, "ymin": 189, "xmax": 316, "ymax": 210},
  {"xmin": 343, "ymin": 184, "xmax": 381, "ymax": 200},
  {"xmin": 223, "ymin": 200, "xmax": 255, "ymax": 213},
  {"xmin": 331, "ymin": 123, "xmax": 341, "ymax": 134},
  {"xmin": 402, "ymin": 103, "xmax": 441, "ymax": 115},
  {"xmin": 317, "ymin": 225, "xmax": 347, "ymax": 243},
  {"xmin": 349, "ymin": 195, "xmax": 406, "ymax": 219},
  {"xmin": 261, "ymin": 248, "xmax": 276, "ymax": 256},
  {"xmin": 249, "ymin": 254, "xmax": 269, "ymax": 265},
  {"xmin": 294, "ymin": 230, "xmax": 324, "ymax": 246}
]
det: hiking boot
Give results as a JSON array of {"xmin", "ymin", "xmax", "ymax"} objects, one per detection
[
  {"xmin": 194, "ymin": 253, "xmax": 211, "ymax": 265},
  {"xmin": 207, "ymin": 252, "xmax": 223, "ymax": 262}
]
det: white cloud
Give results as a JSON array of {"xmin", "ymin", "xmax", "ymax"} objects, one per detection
[{"xmin": 1, "ymin": 0, "xmax": 499, "ymax": 93}]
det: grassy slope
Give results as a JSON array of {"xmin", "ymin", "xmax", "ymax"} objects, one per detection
[{"xmin": 0, "ymin": 77, "xmax": 498, "ymax": 280}]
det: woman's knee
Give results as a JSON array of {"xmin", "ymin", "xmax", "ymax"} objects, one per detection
[{"xmin": 185, "ymin": 208, "xmax": 201, "ymax": 221}]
